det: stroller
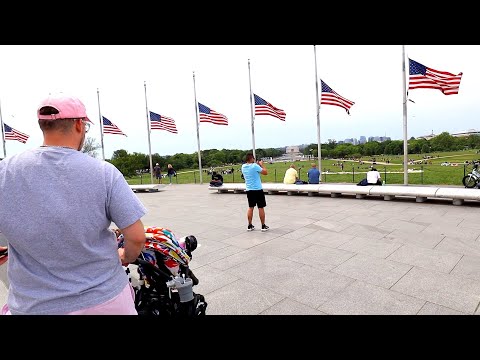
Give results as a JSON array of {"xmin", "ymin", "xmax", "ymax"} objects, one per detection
[{"xmin": 117, "ymin": 226, "xmax": 207, "ymax": 317}]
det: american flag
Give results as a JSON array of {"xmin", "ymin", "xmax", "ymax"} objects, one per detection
[
  {"xmin": 198, "ymin": 103, "xmax": 228, "ymax": 125},
  {"xmin": 409, "ymin": 58, "xmax": 463, "ymax": 95},
  {"xmin": 3, "ymin": 123, "xmax": 29, "ymax": 143},
  {"xmin": 320, "ymin": 80, "xmax": 355, "ymax": 115},
  {"xmin": 150, "ymin": 111, "xmax": 178, "ymax": 134},
  {"xmin": 102, "ymin": 116, "xmax": 127, "ymax": 136},
  {"xmin": 254, "ymin": 94, "xmax": 286, "ymax": 121}
]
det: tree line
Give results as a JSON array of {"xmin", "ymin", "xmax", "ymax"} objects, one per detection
[
  {"xmin": 304, "ymin": 132, "xmax": 480, "ymax": 159},
  {"xmin": 104, "ymin": 148, "xmax": 285, "ymax": 178},
  {"xmin": 82, "ymin": 132, "xmax": 480, "ymax": 177}
]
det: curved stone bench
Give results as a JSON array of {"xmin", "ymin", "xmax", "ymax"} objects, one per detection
[
  {"xmin": 434, "ymin": 187, "xmax": 480, "ymax": 205},
  {"xmin": 369, "ymin": 185, "xmax": 438, "ymax": 202},
  {"xmin": 208, "ymin": 183, "xmax": 480, "ymax": 206},
  {"xmin": 130, "ymin": 184, "xmax": 166, "ymax": 193}
]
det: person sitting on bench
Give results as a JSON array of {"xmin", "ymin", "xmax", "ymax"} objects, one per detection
[
  {"xmin": 210, "ymin": 171, "xmax": 224, "ymax": 187},
  {"xmin": 366, "ymin": 167, "xmax": 382, "ymax": 185}
]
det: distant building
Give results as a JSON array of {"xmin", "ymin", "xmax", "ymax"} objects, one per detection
[
  {"xmin": 416, "ymin": 131, "xmax": 436, "ymax": 140},
  {"xmin": 332, "ymin": 135, "xmax": 390, "ymax": 144},
  {"xmin": 274, "ymin": 145, "xmax": 303, "ymax": 162},
  {"xmin": 417, "ymin": 129, "xmax": 480, "ymax": 140},
  {"xmin": 285, "ymin": 145, "xmax": 300, "ymax": 154},
  {"xmin": 451, "ymin": 129, "xmax": 480, "ymax": 138}
]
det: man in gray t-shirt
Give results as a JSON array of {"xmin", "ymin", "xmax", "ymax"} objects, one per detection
[{"xmin": 0, "ymin": 93, "xmax": 147, "ymax": 315}]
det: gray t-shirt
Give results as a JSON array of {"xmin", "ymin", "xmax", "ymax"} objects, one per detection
[{"xmin": 0, "ymin": 146, "xmax": 147, "ymax": 314}]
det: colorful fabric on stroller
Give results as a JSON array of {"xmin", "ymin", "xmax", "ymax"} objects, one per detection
[{"xmin": 117, "ymin": 226, "xmax": 206, "ymax": 317}]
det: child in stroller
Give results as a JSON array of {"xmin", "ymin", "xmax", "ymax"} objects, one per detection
[{"xmin": 115, "ymin": 226, "xmax": 207, "ymax": 317}]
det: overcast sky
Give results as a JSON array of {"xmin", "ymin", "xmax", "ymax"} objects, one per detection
[{"xmin": 0, "ymin": 45, "xmax": 476, "ymax": 159}]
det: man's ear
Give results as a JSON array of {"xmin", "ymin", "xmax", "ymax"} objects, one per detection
[{"xmin": 74, "ymin": 119, "xmax": 83, "ymax": 133}]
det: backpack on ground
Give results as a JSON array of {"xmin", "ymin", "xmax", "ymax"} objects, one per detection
[{"xmin": 357, "ymin": 178, "xmax": 368, "ymax": 186}]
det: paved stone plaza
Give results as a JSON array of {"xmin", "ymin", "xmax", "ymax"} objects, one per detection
[{"xmin": 2, "ymin": 183, "xmax": 480, "ymax": 315}]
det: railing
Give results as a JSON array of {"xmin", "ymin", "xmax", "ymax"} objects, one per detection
[{"xmin": 127, "ymin": 163, "xmax": 474, "ymax": 187}]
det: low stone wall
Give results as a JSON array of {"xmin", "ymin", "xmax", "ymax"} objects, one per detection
[{"xmin": 208, "ymin": 183, "xmax": 480, "ymax": 206}]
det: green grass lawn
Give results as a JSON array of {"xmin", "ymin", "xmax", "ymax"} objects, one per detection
[{"xmin": 126, "ymin": 150, "xmax": 480, "ymax": 186}]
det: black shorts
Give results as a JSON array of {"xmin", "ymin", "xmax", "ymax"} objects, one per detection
[{"xmin": 246, "ymin": 190, "xmax": 266, "ymax": 208}]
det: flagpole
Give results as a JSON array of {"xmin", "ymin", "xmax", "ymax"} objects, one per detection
[
  {"xmin": 248, "ymin": 59, "xmax": 256, "ymax": 159},
  {"xmin": 402, "ymin": 45, "xmax": 408, "ymax": 185},
  {"xmin": 144, "ymin": 81, "xmax": 154, "ymax": 184},
  {"xmin": 97, "ymin": 88, "xmax": 105, "ymax": 161},
  {"xmin": 192, "ymin": 71, "xmax": 203, "ymax": 184},
  {"xmin": 313, "ymin": 45, "xmax": 322, "ymax": 176},
  {"xmin": 0, "ymin": 99, "xmax": 6, "ymax": 158}
]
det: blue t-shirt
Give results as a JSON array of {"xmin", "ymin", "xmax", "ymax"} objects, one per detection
[
  {"xmin": 0, "ymin": 147, "xmax": 147, "ymax": 314},
  {"xmin": 241, "ymin": 163, "xmax": 263, "ymax": 191},
  {"xmin": 307, "ymin": 167, "xmax": 320, "ymax": 184}
]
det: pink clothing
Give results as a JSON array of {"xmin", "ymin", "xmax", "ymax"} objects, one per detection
[{"xmin": 2, "ymin": 283, "xmax": 137, "ymax": 315}]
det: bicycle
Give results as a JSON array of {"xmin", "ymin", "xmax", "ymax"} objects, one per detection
[{"xmin": 462, "ymin": 160, "xmax": 480, "ymax": 188}]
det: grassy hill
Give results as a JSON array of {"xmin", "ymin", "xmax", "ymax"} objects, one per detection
[{"xmin": 126, "ymin": 150, "xmax": 480, "ymax": 186}]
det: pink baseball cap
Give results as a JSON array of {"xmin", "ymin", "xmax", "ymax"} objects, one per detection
[{"xmin": 37, "ymin": 93, "xmax": 93, "ymax": 123}]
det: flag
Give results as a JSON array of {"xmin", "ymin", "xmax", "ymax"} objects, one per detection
[
  {"xmin": 150, "ymin": 111, "xmax": 178, "ymax": 134},
  {"xmin": 409, "ymin": 58, "xmax": 463, "ymax": 95},
  {"xmin": 320, "ymin": 80, "xmax": 355, "ymax": 115},
  {"xmin": 102, "ymin": 116, "xmax": 127, "ymax": 136},
  {"xmin": 198, "ymin": 103, "xmax": 228, "ymax": 125},
  {"xmin": 3, "ymin": 123, "xmax": 29, "ymax": 143},
  {"xmin": 254, "ymin": 94, "xmax": 286, "ymax": 121}
]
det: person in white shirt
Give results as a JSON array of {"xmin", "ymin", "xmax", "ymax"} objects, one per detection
[{"xmin": 366, "ymin": 167, "xmax": 382, "ymax": 185}]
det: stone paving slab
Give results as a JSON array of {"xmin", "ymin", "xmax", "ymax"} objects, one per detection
[
  {"xmin": 2, "ymin": 183, "xmax": 480, "ymax": 315},
  {"xmin": 391, "ymin": 266, "xmax": 480, "ymax": 314},
  {"xmin": 385, "ymin": 244, "xmax": 462, "ymax": 274},
  {"xmin": 330, "ymin": 253, "xmax": 413, "ymax": 289},
  {"xmin": 318, "ymin": 280, "xmax": 426, "ymax": 315}
]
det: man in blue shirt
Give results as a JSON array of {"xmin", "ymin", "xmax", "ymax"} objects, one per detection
[
  {"xmin": 241, "ymin": 153, "xmax": 269, "ymax": 231},
  {"xmin": 307, "ymin": 163, "xmax": 321, "ymax": 184}
]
